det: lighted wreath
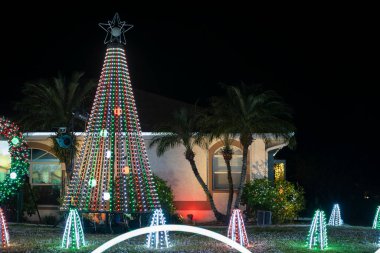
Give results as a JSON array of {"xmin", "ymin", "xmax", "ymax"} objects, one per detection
[{"xmin": 0, "ymin": 117, "xmax": 29, "ymax": 204}]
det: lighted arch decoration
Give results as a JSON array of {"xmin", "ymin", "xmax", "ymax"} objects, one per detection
[
  {"xmin": 0, "ymin": 117, "xmax": 29, "ymax": 204},
  {"xmin": 92, "ymin": 225, "xmax": 251, "ymax": 253}
]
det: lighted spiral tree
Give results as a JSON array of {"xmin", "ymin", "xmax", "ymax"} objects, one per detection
[
  {"xmin": 0, "ymin": 117, "xmax": 29, "ymax": 248},
  {"xmin": 61, "ymin": 13, "xmax": 168, "ymax": 248},
  {"xmin": 328, "ymin": 204, "xmax": 343, "ymax": 226},
  {"xmin": 306, "ymin": 209, "xmax": 328, "ymax": 250},
  {"xmin": 227, "ymin": 209, "xmax": 249, "ymax": 247},
  {"xmin": 373, "ymin": 206, "xmax": 380, "ymax": 229}
]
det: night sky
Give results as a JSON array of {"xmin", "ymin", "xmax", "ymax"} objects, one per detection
[{"xmin": 1, "ymin": 4, "xmax": 378, "ymax": 224}]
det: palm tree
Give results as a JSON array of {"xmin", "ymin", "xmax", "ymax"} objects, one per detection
[
  {"xmin": 219, "ymin": 134, "xmax": 235, "ymax": 220},
  {"xmin": 149, "ymin": 107, "xmax": 226, "ymax": 222},
  {"xmin": 14, "ymin": 71, "xmax": 97, "ymax": 181},
  {"xmin": 14, "ymin": 71, "xmax": 96, "ymax": 131},
  {"xmin": 211, "ymin": 83, "xmax": 296, "ymax": 209}
]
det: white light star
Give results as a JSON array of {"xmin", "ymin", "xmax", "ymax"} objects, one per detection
[{"xmin": 99, "ymin": 13, "xmax": 133, "ymax": 45}]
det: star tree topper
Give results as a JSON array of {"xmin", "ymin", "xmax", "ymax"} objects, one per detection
[{"xmin": 99, "ymin": 13, "xmax": 133, "ymax": 44}]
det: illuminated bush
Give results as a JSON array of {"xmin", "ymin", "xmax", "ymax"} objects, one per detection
[{"xmin": 242, "ymin": 178, "xmax": 305, "ymax": 224}]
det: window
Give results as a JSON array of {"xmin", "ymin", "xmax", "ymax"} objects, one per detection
[
  {"xmin": 212, "ymin": 146, "xmax": 242, "ymax": 190},
  {"xmin": 274, "ymin": 161, "xmax": 285, "ymax": 181},
  {"xmin": 29, "ymin": 149, "xmax": 62, "ymax": 205}
]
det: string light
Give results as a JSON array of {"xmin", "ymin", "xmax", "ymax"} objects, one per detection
[
  {"xmin": 146, "ymin": 209, "xmax": 170, "ymax": 249},
  {"xmin": 227, "ymin": 209, "xmax": 249, "ymax": 247},
  {"xmin": 306, "ymin": 209, "xmax": 328, "ymax": 250},
  {"xmin": 0, "ymin": 208, "xmax": 9, "ymax": 248},
  {"xmin": 328, "ymin": 204, "xmax": 343, "ymax": 226},
  {"xmin": 373, "ymin": 206, "xmax": 380, "ymax": 229}
]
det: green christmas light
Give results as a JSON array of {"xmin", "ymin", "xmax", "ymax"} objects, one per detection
[
  {"xmin": 11, "ymin": 137, "xmax": 19, "ymax": 145},
  {"xmin": 89, "ymin": 179, "xmax": 97, "ymax": 188},
  {"xmin": 306, "ymin": 209, "xmax": 328, "ymax": 250}
]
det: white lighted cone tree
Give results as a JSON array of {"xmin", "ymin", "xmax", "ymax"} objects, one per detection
[
  {"xmin": 146, "ymin": 209, "xmax": 170, "ymax": 249},
  {"xmin": 306, "ymin": 209, "xmax": 328, "ymax": 250},
  {"xmin": 0, "ymin": 208, "xmax": 9, "ymax": 248},
  {"xmin": 328, "ymin": 204, "xmax": 343, "ymax": 226},
  {"xmin": 227, "ymin": 209, "xmax": 249, "ymax": 247},
  {"xmin": 373, "ymin": 206, "xmax": 380, "ymax": 229},
  {"xmin": 61, "ymin": 208, "xmax": 86, "ymax": 249}
]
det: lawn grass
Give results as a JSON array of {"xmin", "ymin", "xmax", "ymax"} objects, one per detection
[{"xmin": 5, "ymin": 223, "xmax": 379, "ymax": 252}]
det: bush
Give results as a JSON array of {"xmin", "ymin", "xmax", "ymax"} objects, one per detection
[
  {"xmin": 154, "ymin": 174, "xmax": 176, "ymax": 215},
  {"xmin": 272, "ymin": 180, "xmax": 305, "ymax": 223},
  {"xmin": 241, "ymin": 178, "xmax": 305, "ymax": 224}
]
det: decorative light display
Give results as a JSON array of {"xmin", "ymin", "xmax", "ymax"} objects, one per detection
[
  {"xmin": 328, "ymin": 204, "xmax": 343, "ymax": 226},
  {"xmin": 306, "ymin": 209, "xmax": 328, "ymax": 250},
  {"xmin": 274, "ymin": 162, "xmax": 285, "ymax": 181},
  {"xmin": 9, "ymin": 172, "xmax": 17, "ymax": 180},
  {"xmin": 373, "ymin": 206, "xmax": 380, "ymax": 229},
  {"xmin": 62, "ymin": 13, "xmax": 160, "ymax": 213},
  {"xmin": 89, "ymin": 179, "xmax": 97, "ymax": 188},
  {"xmin": 0, "ymin": 208, "xmax": 9, "ymax": 248},
  {"xmin": 146, "ymin": 209, "xmax": 170, "ymax": 249},
  {"xmin": 103, "ymin": 192, "xmax": 110, "ymax": 201},
  {"xmin": 227, "ymin": 209, "xmax": 249, "ymax": 247},
  {"xmin": 61, "ymin": 208, "xmax": 86, "ymax": 249},
  {"xmin": 123, "ymin": 166, "xmax": 130, "ymax": 175},
  {"xmin": 0, "ymin": 117, "xmax": 29, "ymax": 204},
  {"xmin": 11, "ymin": 137, "xmax": 19, "ymax": 145},
  {"xmin": 114, "ymin": 107, "xmax": 122, "ymax": 116},
  {"xmin": 91, "ymin": 225, "xmax": 251, "ymax": 253}
]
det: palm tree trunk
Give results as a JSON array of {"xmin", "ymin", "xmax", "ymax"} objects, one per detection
[
  {"xmin": 186, "ymin": 156, "xmax": 226, "ymax": 222},
  {"xmin": 234, "ymin": 145, "xmax": 249, "ymax": 209},
  {"xmin": 224, "ymin": 158, "xmax": 234, "ymax": 221}
]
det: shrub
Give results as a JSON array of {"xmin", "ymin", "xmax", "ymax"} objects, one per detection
[
  {"xmin": 272, "ymin": 180, "xmax": 305, "ymax": 223},
  {"xmin": 241, "ymin": 178, "xmax": 305, "ymax": 224},
  {"xmin": 154, "ymin": 174, "xmax": 176, "ymax": 215}
]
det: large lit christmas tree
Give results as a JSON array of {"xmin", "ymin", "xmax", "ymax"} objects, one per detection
[{"xmin": 62, "ymin": 13, "xmax": 160, "ymax": 213}]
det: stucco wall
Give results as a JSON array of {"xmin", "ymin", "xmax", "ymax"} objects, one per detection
[{"xmin": 23, "ymin": 133, "xmax": 279, "ymax": 223}]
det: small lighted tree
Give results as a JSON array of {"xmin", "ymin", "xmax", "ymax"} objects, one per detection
[
  {"xmin": 227, "ymin": 209, "xmax": 249, "ymax": 247},
  {"xmin": 306, "ymin": 209, "xmax": 328, "ymax": 250},
  {"xmin": 0, "ymin": 208, "xmax": 9, "ymax": 248},
  {"xmin": 328, "ymin": 204, "xmax": 343, "ymax": 226},
  {"xmin": 146, "ymin": 209, "xmax": 170, "ymax": 249},
  {"xmin": 61, "ymin": 208, "xmax": 86, "ymax": 249},
  {"xmin": 373, "ymin": 206, "xmax": 380, "ymax": 229}
]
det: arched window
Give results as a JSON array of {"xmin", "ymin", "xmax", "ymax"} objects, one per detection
[
  {"xmin": 29, "ymin": 148, "xmax": 62, "ymax": 205},
  {"xmin": 212, "ymin": 146, "xmax": 242, "ymax": 190}
]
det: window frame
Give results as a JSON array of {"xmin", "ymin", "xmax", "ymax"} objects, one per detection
[{"xmin": 208, "ymin": 140, "xmax": 250, "ymax": 194}]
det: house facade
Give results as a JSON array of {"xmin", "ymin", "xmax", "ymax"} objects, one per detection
[{"xmin": 21, "ymin": 132, "xmax": 287, "ymax": 223}]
